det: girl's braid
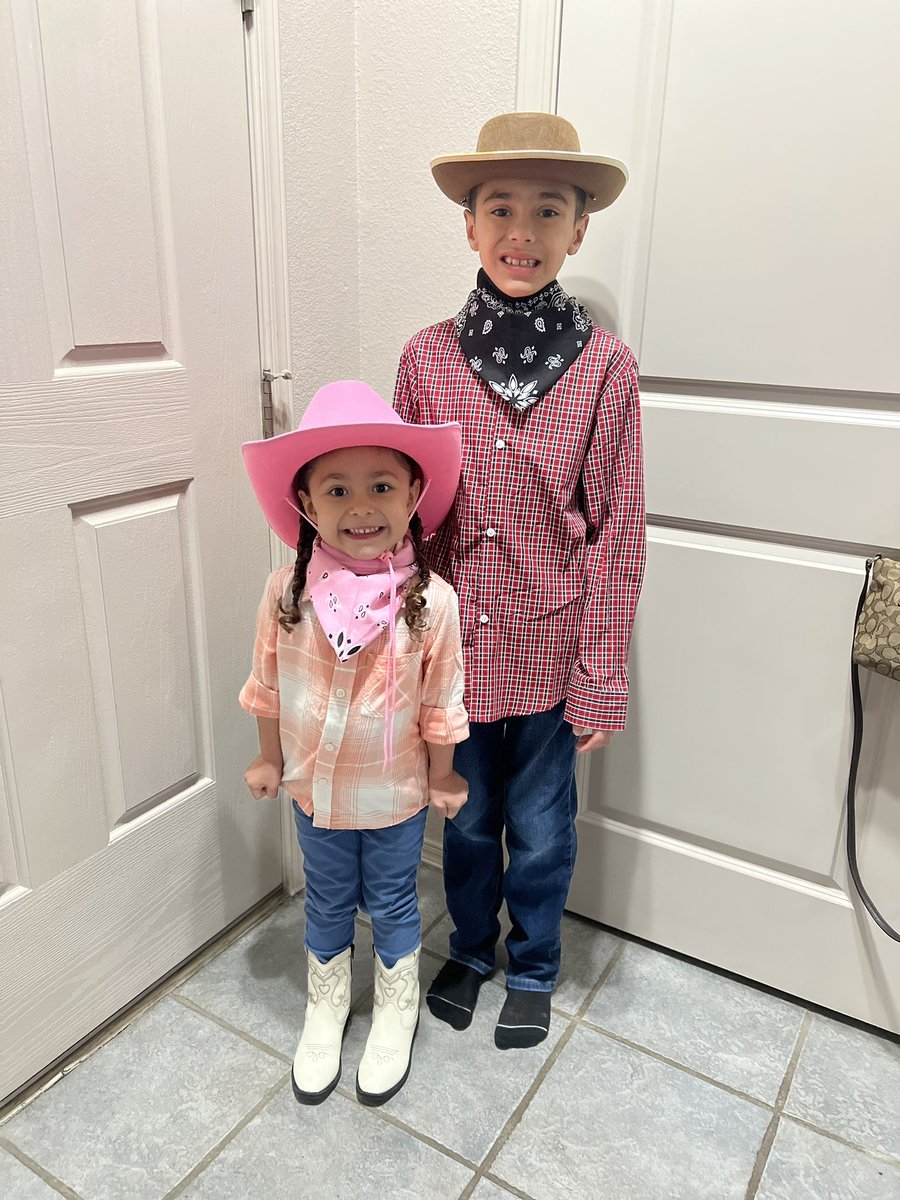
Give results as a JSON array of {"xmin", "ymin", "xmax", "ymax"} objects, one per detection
[
  {"xmin": 403, "ymin": 512, "xmax": 431, "ymax": 638},
  {"xmin": 279, "ymin": 468, "xmax": 316, "ymax": 631}
]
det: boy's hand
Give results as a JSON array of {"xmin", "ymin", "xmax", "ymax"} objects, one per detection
[
  {"xmin": 244, "ymin": 754, "xmax": 283, "ymax": 800},
  {"xmin": 573, "ymin": 729, "xmax": 616, "ymax": 753},
  {"xmin": 429, "ymin": 768, "xmax": 469, "ymax": 820}
]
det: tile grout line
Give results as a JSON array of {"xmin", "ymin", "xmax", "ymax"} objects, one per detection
[
  {"xmin": 171, "ymin": 993, "xmax": 293, "ymax": 1066},
  {"xmin": 578, "ymin": 1016, "xmax": 777, "ymax": 1113},
  {"xmin": 478, "ymin": 1174, "xmax": 538, "ymax": 1200},
  {"xmin": 0, "ymin": 1135, "xmax": 86, "ymax": 1199},
  {"xmin": 165, "ymin": 949, "xmax": 900, "ymax": 1189},
  {"xmin": 329, "ymin": 1083, "xmax": 483, "ymax": 1175},
  {"xmin": 570, "ymin": 942, "xmax": 628, "ymax": 1024},
  {"xmin": 420, "ymin": 902, "xmax": 451, "ymax": 943},
  {"xmin": 743, "ymin": 1009, "xmax": 813, "ymax": 1200},
  {"xmin": 161, "ymin": 1072, "xmax": 291, "ymax": 1200},
  {"xmin": 457, "ymin": 1016, "xmax": 580, "ymax": 1200},
  {"xmin": 0, "ymin": 890, "xmax": 285, "ymax": 1125},
  {"xmin": 167, "ymin": 907, "xmax": 469, "ymax": 1183},
  {"xmin": 780, "ymin": 1113, "xmax": 900, "ymax": 1170},
  {"xmin": 332, "ymin": 943, "xmax": 625, "ymax": 1200},
  {"xmin": 459, "ymin": 941, "xmax": 629, "ymax": 1199},
  {"xmin": 576, "ymin": 977, "xmax": 900, "ymax": 1175}
]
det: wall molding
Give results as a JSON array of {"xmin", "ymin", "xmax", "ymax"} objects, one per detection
[
  {"xmin": 516, "ymin": 0, "xmax": 562, "ymax": 112},
  {"xmin": 243, "ymin": 0, "xmax": 293, "ymax": 439}
]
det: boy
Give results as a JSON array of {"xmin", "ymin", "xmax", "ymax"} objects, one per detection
[{"xmin": 394, "ymin": 112, "xmax": 645, "ymax": 1048}]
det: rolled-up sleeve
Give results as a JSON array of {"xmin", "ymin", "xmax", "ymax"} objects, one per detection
[
  {"xmin": 419, "ymin": 584, "xmax": 469, "ymax": 744},
  {"xmin": 239, "ymin": 572, "xmax": 282, "ymax": 719}
]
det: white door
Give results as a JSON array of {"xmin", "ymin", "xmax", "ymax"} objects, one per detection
[
  {"xmin": 555, "ymin": 0, "xmax": 900, "ymax": 1030},
  {"xmin": 0, "ymin": 0, "xmax": 281, "ymax": 1101}
]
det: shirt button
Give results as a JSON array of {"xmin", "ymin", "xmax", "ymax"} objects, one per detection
[
  {"xmin": 495, "ymin": 438, "xmax": 506, "ymax": 449},
  {"xmin": 324, "ymin": 742, "xmax": 335, "ymax": 752},
  {"xmin": 335, "ymin": 688, "xmax": 346, "ymax": 698},
  {"xmin": 485, "ymin": 528, "xmax": 496, "ymax": 538},
  {"xmin": 479, "ymin": 613, "xmax": 490, "ymax": 624}
]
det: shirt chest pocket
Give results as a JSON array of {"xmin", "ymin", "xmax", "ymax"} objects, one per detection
[
  {"xmin": 356, "ymin": 652, "xmax": 420, "ymax": 717},
  {"xmin": 504, "ymin": 577, "xmax": 584, "ymax": 623}
]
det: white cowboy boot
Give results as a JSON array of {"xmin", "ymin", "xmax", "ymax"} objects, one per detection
[
  {"xmin": 356, "ymin": 946, "xmax": 420, "ymax": 1106},
  {"xmin": 291, "ymin": 947, "xmax": 352, "ymax": 1105}
]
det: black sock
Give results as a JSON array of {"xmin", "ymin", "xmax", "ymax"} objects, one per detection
[
  {"xmin": 494, "ymin": 988, "xmax": 551, "ymax": 1049},
  {"xmin": 426, "ymin": 960, "xmax": 487, "ymax": 1030}
]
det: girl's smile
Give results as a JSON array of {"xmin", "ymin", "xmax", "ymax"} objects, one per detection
[{"xmin": 299, "ymin": 445, "xmax": 421, "ymax": 561}]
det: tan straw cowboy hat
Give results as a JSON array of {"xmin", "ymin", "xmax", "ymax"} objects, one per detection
[{"xmin": 430, "ymin": 112, "xmax": 628, "ymax": 214}]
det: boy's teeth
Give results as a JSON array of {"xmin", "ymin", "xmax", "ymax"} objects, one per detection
[{"xmin": 505, "ymin": 257, "xmax": 537, "ymax": 267}]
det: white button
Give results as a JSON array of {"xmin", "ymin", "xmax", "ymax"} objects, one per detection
[
  {"xmin": 485, "ymin": 528, "xmax": 496, "ymax": 538},
  {"xmin": 495, "ymin": 438, "xmax": 506, "ymax": 449},
  {"xmin": 479, "ymin": 613, "xmax": 489, "ymax": 624},
  {"xmin": 335, "ymin": 688, "xmax": 346, "ymax": 698},
  {"xmin": 324, "ymin": 742, "xmax": 335, "ymax": 752},
  {"xmin": 318, "ymin": 778, "xmax": 329, "ymax": 786}
]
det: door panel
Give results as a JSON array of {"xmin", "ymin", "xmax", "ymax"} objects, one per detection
[
  {"xmin": 559, "ymin": 0, "xmax": 900, "ymax": 1031},
  {"xmin": 0, "ymin": 0, "xmax": 281, "ymax": 1100}
]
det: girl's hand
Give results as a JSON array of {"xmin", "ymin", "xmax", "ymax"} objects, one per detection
[
  {"xmin": 429, "ymin": 768, "xmax": 468, "ymax": 820},
  {"xmin": 244, "ymin": 754, "xmax": 283, "ymax": 800}
]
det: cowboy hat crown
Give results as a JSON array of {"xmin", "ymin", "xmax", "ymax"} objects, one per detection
[
  {"xmin": 242, "ymin": 380, "xmax": 461, "ymax": 548},
  {"xmin": 431, "ymin": 112, "xmax": 628, "ymax": 214}
]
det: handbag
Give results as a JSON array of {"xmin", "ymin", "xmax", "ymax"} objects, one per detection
[{"xmin": 847, "ymin": 555, "xmax": 900, "ymax": 941}]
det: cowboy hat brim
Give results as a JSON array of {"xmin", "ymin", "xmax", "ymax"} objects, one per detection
[
  {"xmin": 429, "ymin": 151, "xmax": 628, "ymax": 214},
  {"xmin": 242, "ymin": 420, "xmax": 462, "ymax": 549},
  {"xmin": 430, "ymin": 151, "xmax": 628, "ymax": 213}
]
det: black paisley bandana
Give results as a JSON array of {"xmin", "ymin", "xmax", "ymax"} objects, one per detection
[{"xmin": 454, "ymin": 269, "xmax": 594, "ymax": 412}]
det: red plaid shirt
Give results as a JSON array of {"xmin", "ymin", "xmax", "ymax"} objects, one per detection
[{"xmin": 394, "ymin": 319, "xmax": 645, "ymax": 730}]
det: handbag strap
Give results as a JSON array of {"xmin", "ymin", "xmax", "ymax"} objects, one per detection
[{"xmin": 846, "ymin": 557, "xmax": 900, "ymax": 942}]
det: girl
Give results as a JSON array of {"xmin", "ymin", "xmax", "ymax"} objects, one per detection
[{"xmin": 240, "ymin": 380, "xmax": 468, "ymax": 1108}]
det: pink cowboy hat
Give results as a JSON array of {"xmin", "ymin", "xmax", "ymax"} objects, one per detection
[{"xmin": 242, "ymin": 380, "xmax": 462, "ymax": 547}]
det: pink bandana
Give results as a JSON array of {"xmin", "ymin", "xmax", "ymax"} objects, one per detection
[{"xmin": 308, "ymin": 537, "xmax": 418, "ymax": 765}]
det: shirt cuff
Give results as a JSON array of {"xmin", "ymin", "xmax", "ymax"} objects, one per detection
[
  {"xmin": 564, "ymin": 673, "xmax": 628, "ymax": 731},
  {"xmin": 419, "ymin": 704, "xmax": 470, "ymax": 744},
  {"xmin": 239, "ymin": 676, "xmax": 280, "ymax": 720}
]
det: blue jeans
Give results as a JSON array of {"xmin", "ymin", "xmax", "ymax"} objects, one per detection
[
  {"xmin": 292, "ymin": 802, "xmax": 427, "ymax": 969},
  {"xmin": 444, "ymin": 701, "xmax": 578, "ymax": 992}
]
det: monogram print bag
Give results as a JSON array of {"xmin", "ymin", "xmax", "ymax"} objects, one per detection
[{"xmin": 846, "ymin": 555, "xmax": 900, "ymax": 941}]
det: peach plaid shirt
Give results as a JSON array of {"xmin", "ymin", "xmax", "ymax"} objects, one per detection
[{"xmin": 240, "ymin": 565, "xmax": 469, "ymax": 829}]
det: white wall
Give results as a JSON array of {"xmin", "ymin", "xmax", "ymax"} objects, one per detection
[
  {"xmin": 280, "ymin": 0, "xmax": 520, "ymax": 407},
  {"xmin": 280, "ymin": 2, "xmax": 361, "ymax": 398}
]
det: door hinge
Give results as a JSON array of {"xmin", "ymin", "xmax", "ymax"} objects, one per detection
[
  {"xmin": 241, "ymin": 0, "xmax": 254, "ymax": 29},
  {"xmin": 260, "ymin": 368, "xmax": 292, "ymax": 439}
]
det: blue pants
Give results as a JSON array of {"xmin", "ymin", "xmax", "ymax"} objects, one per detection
[
  {"xmin": 292, "ymin": 802, "xmax": 427, "ymax": 969},
  {"xmin": 444, "ymin": 701, "xmax": 578, "ymax": 992}
]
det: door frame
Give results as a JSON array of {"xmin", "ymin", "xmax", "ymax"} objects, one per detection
[{"xmin": 242, "ymin": 0, "xmax": 302, "ymax": 893}]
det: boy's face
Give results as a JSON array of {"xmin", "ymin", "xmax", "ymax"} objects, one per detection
[
  {"xmin": 464, "ymin": 178, "xmax": 589, "ymax": 298},
  {"xmin": 299, "ymin": 446, "xmax": 421, "ymax": 561}
]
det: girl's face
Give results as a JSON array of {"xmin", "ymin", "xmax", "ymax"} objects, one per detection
[{"xmin": 298, "ymin": 446, "xmax": 421, "ymax": 561}]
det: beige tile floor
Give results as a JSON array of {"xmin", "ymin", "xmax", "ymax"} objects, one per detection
[{"xmin": 2, "ymin": 864, "xmax": 899, "ymax": 1199}]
